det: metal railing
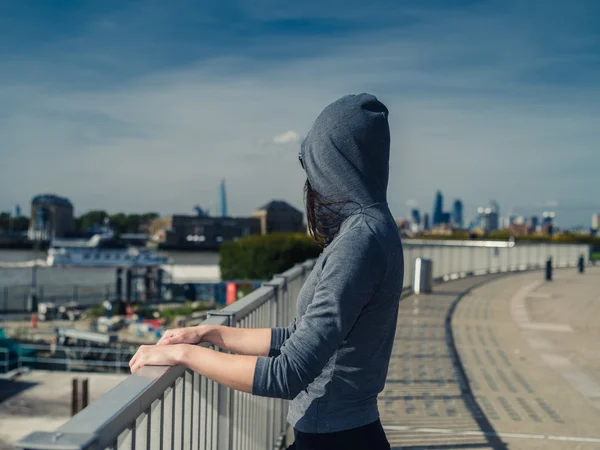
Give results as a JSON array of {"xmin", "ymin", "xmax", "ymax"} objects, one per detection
[
  {"xmin": 14, "ymin": 241, "xmax": 590, "ymax": 450},
  {"xmin": 402, "ymin": 240, "xmax": 589, "ymax": 285},
  {"xmin": 15, "ymin": 259, "xmax": 312, "ymax": 450},
  {"xmin": 0, "ymin": 343, "xmax": 136, "ymax": 375},
  {"xmin": 1, "ymin": 283, "xmax": 113, "ymax": 313}
]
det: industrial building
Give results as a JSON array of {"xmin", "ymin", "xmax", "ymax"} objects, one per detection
[
  {"xmin": 149, "ymin": 200, "xmax": 305, "ymax": 250},
  {"xmin": 28, "ymin": 194, "xmax": 75, "ymax": 241},
  {"xmin": 252, "ymin": 200, "xmax": 304, "ymax": 235},
  {"xmin": 149, "ymin": 215, "xmax": 261, "ymax": 250}
]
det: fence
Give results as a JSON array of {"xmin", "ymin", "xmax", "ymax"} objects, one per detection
[
  {"xmin": 14, "ymin": 241, "xmax": 590, "ymax": 450},
  {"xmin": 1, "ymin": 284, "xmax": 113, "ymax": 314},
  {"xmin": 402, "ymin": 240, "xmax": 589, "ymax": 284},
  {"xmin": 0, "ymin": 343, "xmax": 135, "ymax": 375}
]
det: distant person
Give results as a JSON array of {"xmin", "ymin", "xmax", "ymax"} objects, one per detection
[{"xmin": 130, "ymin": 94, "xmax": 404, "ymax": 450}]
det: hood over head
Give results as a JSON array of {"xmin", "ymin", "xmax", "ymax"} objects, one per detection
[{"xmin": 301, "ymin": 93, "xmax": 390, "ymax": 211}]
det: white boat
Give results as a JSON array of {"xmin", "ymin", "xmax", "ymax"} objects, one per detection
[{"xmin": 47, "ymin": 229, "xmax": 168, "ymax": 267}]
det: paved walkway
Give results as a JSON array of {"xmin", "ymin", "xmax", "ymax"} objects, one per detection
[
  {"xmin": 379, "ymin": 267, "xmax": 600, "ymax": 450},
  {"xmin": 0, "ymin": 371, "xmax": 126, "ymax": 449}
]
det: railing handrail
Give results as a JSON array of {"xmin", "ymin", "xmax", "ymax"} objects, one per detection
[
  {"xmin": 405, "ymin": 239, "xmax": 515, "ymax": 248},
  {"xmin": 403, "ymin": 238, "xmax": 592, "ymax": 248}
]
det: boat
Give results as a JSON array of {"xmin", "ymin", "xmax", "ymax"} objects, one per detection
[{"xmin": 47, "ymin": 227, "xmax": 168, "ymax": 267}]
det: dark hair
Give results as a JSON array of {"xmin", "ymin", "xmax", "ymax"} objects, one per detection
[{"xmin": 304, "ymin": 179, "xmax": 359, "ymax": 247}]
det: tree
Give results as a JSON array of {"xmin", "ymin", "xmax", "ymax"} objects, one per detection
[
  {"xmin": 220, "ymin": 233, "xmax": 321, "ymax": 280},
  {"xmin": 78, "ymin": 210, "xmax": 109, "ymax": 231},
  {"xmin": 78, "ymin": 211, "xmax": 160, "ymax": 233},
  {"xmin": 0, "ymin": 212, "xmax": 30, "ymax": 233}
]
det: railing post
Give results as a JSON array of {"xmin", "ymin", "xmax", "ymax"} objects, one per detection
[
  {"xmin": 264, "ymin": 279, "xmax": 286, "ymax": 450},
  {"xmin": 207, "ymin": 310, "xmax": 236, "ymax": 450},
  {"xmin": 72, "ymin": 378, "xmax": 79, "ymax": 417},
  {"xmin": 545, "ymin": 257, "xmax": 553, "ymax": 281}
]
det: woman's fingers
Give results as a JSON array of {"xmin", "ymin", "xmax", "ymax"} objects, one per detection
[
  {"xmin": 157, "ymin": 330, "xmax": 178, "ymax": 345},
  {"xmin": 158, "ymin": 328, "xmax": 197, "ymax": 346}
]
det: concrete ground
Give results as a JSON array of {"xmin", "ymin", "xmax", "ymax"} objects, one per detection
[
  {"xmin": 380, "ymin": 267, "xmax": 600, "ymax": 450},
  {"xmin": 0, "ymin": 371, "xmax": 127, "ymax": 449}
]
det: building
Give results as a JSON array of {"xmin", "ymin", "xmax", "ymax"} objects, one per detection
[
  {"xmin": 433, "ymin": 191, "xmax": 443, "ymax": 226},
  {"xmin": 149, "ymin": 215, "xmax": 261, "ymax": 250},
  {"xmin": 219, "ymin": 179, "xmax": 228, "ymax": 217},
  {"xmin": 499, "ymin": 216, "xmax": 511, "ymax": 229},
  {"xmin": 476, "ymin": 205, "xmax": 499, "ymax": 232},
  {"xmin": 530, "ymin": 216, "xmax": 539, "ymax": 233},
  {"xmin": 411, "ymin": 209, "xmax": 421, "ymax": 226},
  {"xmin": 423, "ymin": 213, "xmax": 430, "ymax": 231},
  {"xmin": 252, "ymin": 201, "xmax": 304, "ymax": 235},
  {"xmin": 441, "ymin": 212, "xmax": 451, "ymax": 225},
  {"xmin": 542, "ymin": 212, "xmax": 555, "ymax": 235},
  {"xmin": 28, "ymin": 194, "xmax": 75, "ymax": 241},
  {"xmin": 452, "ymin": 200, "xmax": 463, "ymax": 229},
  {"xmin": 592, "ymin": 213, "xmax": 600, "ymax": 232}
]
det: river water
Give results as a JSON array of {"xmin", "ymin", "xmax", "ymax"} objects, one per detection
[{"xmin": 0, "ymin": 249, "xmax": 219, "ymax": 289}]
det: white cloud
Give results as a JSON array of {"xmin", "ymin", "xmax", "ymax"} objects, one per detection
[
  {"xmin": 406, "ymin": 199, "xmax": 419, "ymax": 207},
  {"xmin": 539, "ymin": 200, "xmax": 560, "ymax": 208},
  {"xmin": 271, "ymin": 130, "xmax": 301, "ymax": 145}
]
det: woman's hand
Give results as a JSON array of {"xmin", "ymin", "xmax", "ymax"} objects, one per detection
[
  {"xmin": 129, "ymin": 344, "xmax": 187, "ymax": 373},
  {"xmin": 157, "ymin": 325, "xmax": 209, "ymax": 346}
]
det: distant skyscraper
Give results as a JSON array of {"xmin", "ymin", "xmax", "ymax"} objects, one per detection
[
  {"xmin": 486, "ymin": 212, "xmax": 499, "ymax": 232},
  {"xmin": 14, "ymin": 205, "xmax": 21, "ymax": 217},
  {"xmin": 487, "ymin": 201, "xmax": 500, "ymax": 231},
  {"xmin": 476, "ymin": 204, "xmax": 500, "ymax": 232},
  {"xmin": 592, "ymin": 213, "xmax": 600, "ymax": 231},
  {"xmin": 530, "ymin": 216, "xmax": 539, "ymax": 232},
  {"xmin": 452, "ymin": 200, "xmax": 463, "ymax": 228},
  {"xmin": 441, "ymin": 212, "xmax": 451, "ymax": 225},
  {"xmin": 542, "ymin": 211, "xmax": 555, "ymax": 235},
  {"xmin": 219, "ymin": 180, "xmax": 228, "ymax": 217},
  {"xmin": 423, "ymin": 213, "xmax": 430, "ymax": 231},
  {"xmin": 411, "ymin": 209, "xmax": 421, "ymax": 226},
  {"xmin": 433, "ymin": 191, "xmax": 443, "ymax": 226}
]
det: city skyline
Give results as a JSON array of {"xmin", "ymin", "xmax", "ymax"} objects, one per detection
[
  {"xmin": 3, "ymin": 185, "xmax": 600, "ymax": 232},
  {"xmin": 1, "ymin": 1, "xmax": 599, "ymax": 227}
]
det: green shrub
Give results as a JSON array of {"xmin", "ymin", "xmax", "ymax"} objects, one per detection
[
  {"xmin": 159, "ymin": 302, "xmax": 212, "ymax": 325},
  {"xmin": 220, "ymin": 233, "xmax": 321, "ymax": 280}
]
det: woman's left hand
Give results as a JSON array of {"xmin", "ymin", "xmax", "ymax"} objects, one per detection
[{"xmin": 129, "ymin": 344, "xmax": 187, "ymax": 373}]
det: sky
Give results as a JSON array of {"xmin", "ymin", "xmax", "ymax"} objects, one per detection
[{"xmin": 1, "ymin": 0, "xmax": 599, "ymax": 228}]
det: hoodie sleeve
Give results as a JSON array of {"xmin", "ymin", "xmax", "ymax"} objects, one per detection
[
  {"xmin": 252, "ymin": 228, "xmax": 385, "ymax": 399},
  {"xmin": 268, "ymin": 318, "xmax": 297, "ymax": 357}
]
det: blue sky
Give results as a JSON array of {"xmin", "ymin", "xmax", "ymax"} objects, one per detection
[{"xmin": 1, "ymin": 0, "xmax": 599, "ymax": 227}]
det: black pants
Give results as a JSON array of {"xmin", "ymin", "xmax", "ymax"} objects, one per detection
[{"xmin": 286, "ymin": 419, "xmax": 390, "ymax": 450}]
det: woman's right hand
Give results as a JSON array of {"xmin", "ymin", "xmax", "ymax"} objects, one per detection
[{"xmin": 157, "ymin": 325, "xmax": 210, "ymax": 346}]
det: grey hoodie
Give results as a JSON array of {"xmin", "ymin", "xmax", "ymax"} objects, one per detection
[{"xmin": 252, "ymin": 94, "xmax": 404, "ymax": 433}]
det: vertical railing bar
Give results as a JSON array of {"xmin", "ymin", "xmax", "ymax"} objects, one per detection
[
  {"xmin": 171, "ymin": 382, "xmax": 177, "ymax": 450},
  {"xmin": 201, "ymin": 375, "xmax": 208, "ymax": 450},
  {"xmin": 244, "ymin": 393, "xmax": 249, "ymax": 450},
  {"xmin": 131, "ymin": 423, "xmax": 136, "ymax": 450},
  {"xmin": 159, "ymin": 393, "xmax": 165, "ymax": 450},
  {"xmin": 212, "ymin": 378, "xmax": 219, "ymax": 450},
  {"xmin": 181, "ymin": 372, "xmax": 186, "ymax": 450},
  {"xmin": 146, "ymin": 407, "xmax": 152, "ymax": 450}
]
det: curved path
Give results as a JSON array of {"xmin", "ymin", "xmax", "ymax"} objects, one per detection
[{"xmin": 379, "ymin": 267, "xmax": 600, "ymax": 450}]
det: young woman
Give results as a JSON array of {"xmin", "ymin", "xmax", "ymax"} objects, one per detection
[{"xmin": 130, "ymin": 93, "xmax": 404, "ymax": 449}]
